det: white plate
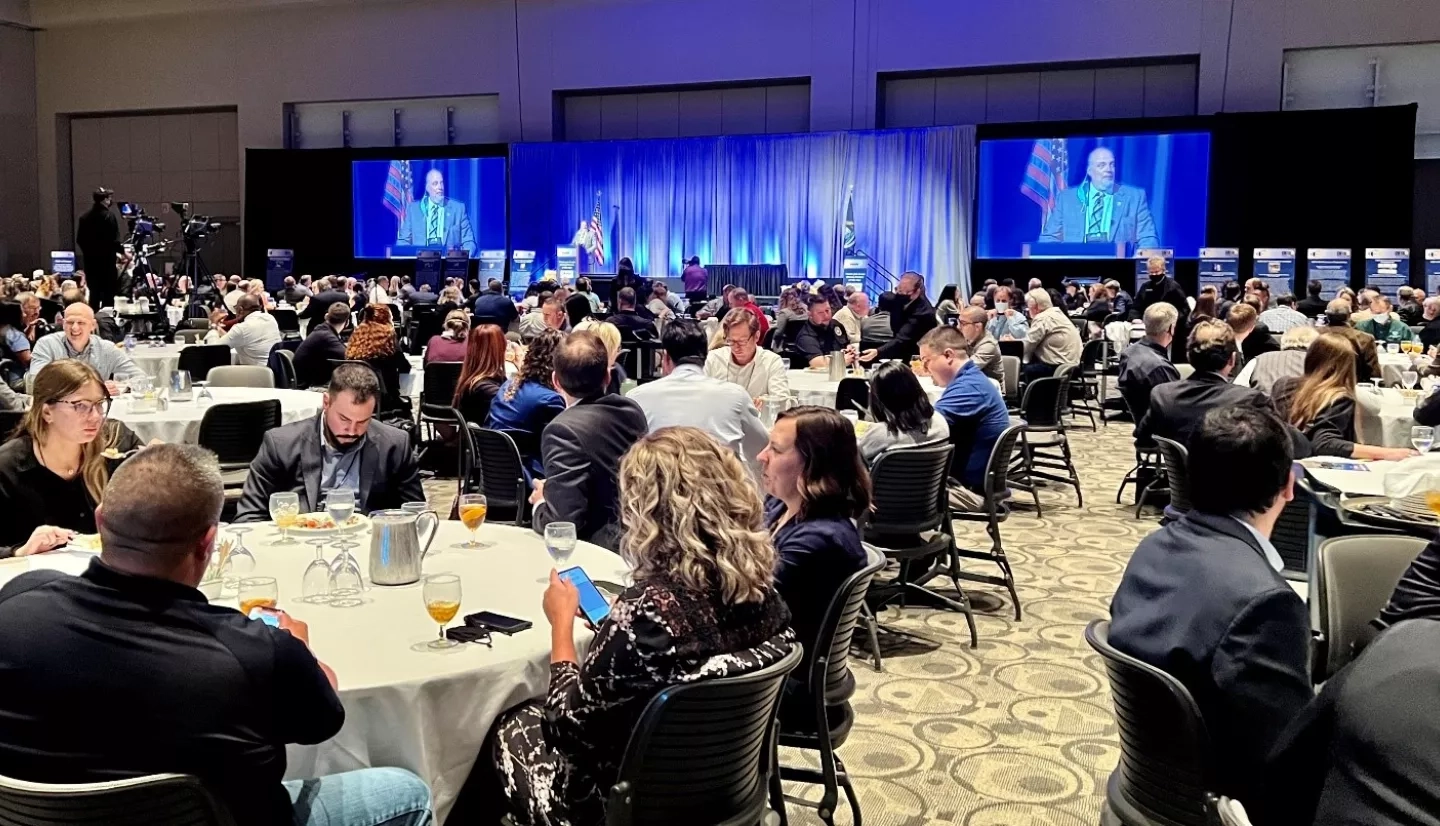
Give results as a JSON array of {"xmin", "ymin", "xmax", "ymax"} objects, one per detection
[{"xmin": 286, "ymin": 514, "xmax": 370, "ymax": 537}]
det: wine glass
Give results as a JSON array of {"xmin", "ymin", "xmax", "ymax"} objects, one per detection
[
  {"xmin": 541, "ymin": 522, "xmax": 578, "ymax": 582},
  {"xmin": 1370, "ymin": 377, "xmax": 1385, "ymax": 394},
  {"xmin": 1413, "ymin": 426, "xmax": 1434, "ymax": 455},
  {"xmin": 455, "ymin": 493, "xmax": 488, "ymax": 549},
  {"xmin": 422, "ymin": 573, "xmax": 462, "ymax": 649},
  {"xmin": 401, "ymin": 501, "xmax": 429, "ymax": 516},
  {"xmin": 328, "ymin": 540, "xmax": 364, "ymax": 608},
  {"xmin": 325, "ymin": 487, "xmax": 356, "ymax": 529},
  {"xmin": 1403, "ymin": 370, "xmax": 1420, "ymax": 391},
  {"xmin": 269, "ymin": 492, "xmax": 300, "ymax": 545},
  {"xmin": 220, "ymin": 526, "xmax": 256, "ymax": 597},
  {"xmin": 238, "ymin": 576, "xmax": 278, "ymax": 617},
  {"xmin": 301, "ymin": 537, "xmax": 332, "ymax": 603}
]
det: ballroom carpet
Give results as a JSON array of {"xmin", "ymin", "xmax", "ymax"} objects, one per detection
[{"xmin": 425, "ymin": 416, "xmax": 1155, "ymax": 826}]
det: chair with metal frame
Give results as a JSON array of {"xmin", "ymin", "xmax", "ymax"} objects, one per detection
[
  {"xmin": 461, "ymin": 423, "xmax": 532, "ymax": 527},
  {"xmin": 1150, "ymin": 436, "xmax": 1192, "ymax": 524},
  {"xmin": 833, "ymin": 377, "xmax": 869, "ymax": 418},
  {"xmin": 0, "ymin": 771, "xmax": 236, "ymax": 826},
  {"xmin": 1311, "ymin": 534, "xmax": 1426, "ymax": 683},
  {"xmin": 1015, "ymin": 367, "xmax": 1084, "ymax": 509},
  {"xmin": 952, "ymin": 423, "xmax": 1026, "ymax": 621},
  {"xmin": 1069, "ymin": 339, "xmax": 1108, "ymax": 430}
]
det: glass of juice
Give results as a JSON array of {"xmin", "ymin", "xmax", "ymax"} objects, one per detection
[
  {"xmin": 238, "ymin": 576, "xmax": 278, "ymax": 617},
  {"xmin": 422, "ymin": 573, "xmax": 462, "ymax": 649},
  {"xmin": 269, "ymin": 492, "xmax": 300, "ymax": 545},
  {"xmin": 456, "ymin": 493, "xmax": 488, "ymax": 549}
]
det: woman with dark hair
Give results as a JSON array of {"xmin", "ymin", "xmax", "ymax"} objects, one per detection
[
  {"xmin": 424, "ymin": 309, "xmax": 470, "ymax": 364},
  {"xmin": 486, "ymin": 328, "xmax": 567, "ymax": 480},
  {"xmin": 344, "ymin": 304, "xmax": 411, "ymax": 412},
  {"xmin": 1191, "ymin": 285, "xmax": 1219, "ymax": 326},
  {"xmin": 454, "ymin": 323, "xmax": 508, "ymax": 425},
  {"xmin": 1218, "ymin": 280, "xmax": 1243, "ymax": 320},
  {"xmin": 934, "ymin": 283, "xmax": 960, "ymax": 324},
  {"xmin": 858, "ymin": 362, "xmax": 949, "ymax": 464},
  {"xmin": 758, "ymin": 405, "xmax": 871, "ymax": 683},
  {"xmin": 612, "ymin": 257, "xmax": 642, "ymax": 305},
  {"xmin": 769, "ymin": 288, "xmax": 808, "ymax": 351}
]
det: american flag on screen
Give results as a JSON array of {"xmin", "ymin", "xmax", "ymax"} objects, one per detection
[
  {"xmin": 383, "ymin": 160, "xmax": 413, "ymax": 221},
  {"xmin": 1021, "ymin": 139, "xmax": 1068, "ymax": 221},
  {"xmin": 587, "ymin": 191, "xmax": 607, "ymax": 268}
]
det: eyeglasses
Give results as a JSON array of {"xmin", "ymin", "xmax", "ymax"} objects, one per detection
[
  {"xmin": 725, "ymin": 336, "xmax": 755, "ymax": 348},
  {"xmin": 50, "ymin": 398, "xmax": 111, "ymax": 418}
]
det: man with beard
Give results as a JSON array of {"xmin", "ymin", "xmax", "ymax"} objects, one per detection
[{"xmin": 234, "ymin": 363, "xmax": 423, "ymax": 521}]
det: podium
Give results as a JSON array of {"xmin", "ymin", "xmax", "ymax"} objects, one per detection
[{"xmin": 1021, "ymin": 242, "xmax": 1128, "ymax": 259}]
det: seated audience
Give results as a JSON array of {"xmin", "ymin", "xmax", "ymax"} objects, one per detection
[
  {"xmin": 486, "ymin": 328, "xmax": 567, "ymax": 481},
  {"xmin": 29, "ymin": 303, "xmax": 146, "ymax": 393},
  {"xmin": 1295, "ymin": 279, "xmax": 1327, "ymax": 318},
  {"xmin": 933, "ymin": 283, "xmax": 960, "ymax": 324},
  {"xmin": 861, "ymin": 292, "xmax": 897, "ymax": 346},
  {"xmin": 1355, "ymin": 294, "xmax": 1417, "ymax": 346},
  {"xmin": 297, "ymin": 277, "xmax": 352, "ymax": 324},
  {"xmin": 487, "ymin": 427, "xmax": 794, "ymax": 826},
  {"xmin": 235, "ymin": 363, "xmax": 423, "ymax": 520},
  {"xmin": 1107, "ymin": 279, "xmax": 1134, "ymax": 319},
  {"xmin": 921, "ymin": 326, "xmax": 1009, "ymax": 493},
  {"xmin": 1227, "ymin": 303, "xmax": 1279, "ymax": 365},
  {"xmin": 696, "ymin": 284, "xmax": 736, "ymax": 321},
  {"xmin": 704, "ymin": 307, "xmax": 788, "ymax": 402},
  {"xmin": 529, "ymin": 332, "xmax": 647, "ymax": 550},
  {"xmin": 1397, "ymin": 284, "xmax": 1424, "ymax": 325},
  {"xmin": 1021, "ymin": 288, "xmax": 1083, "ymax": 382},
  {"xmin": 832, "ymin": 291, "xmax": 869, "ymax": 343},
  {"xmin": 987, "ymin": 286, "xmax": 1028, "ymax": 341},
  {"xmin": 1082, "ymin": 282, "xmax": 1113, "ymax": 326},
  {"xmin": 1257, "ymin": 293, "xmax": 1309, "ymax": 334},
  {"xmin": 293, "ymin": 302, "xmax": 350, "ymax": 388},
  {"xmin": 1117, "ymin": 303, "xmax": 1181, "ymax": 428},
  {"xmin": 857, "ymin": 361, "xmax": 949, "ymax": 464},
  {"xmin": 0, "ymin": 302, "xmax": 31, "ymax": 387},
  {"xmin": 519, "ymin": 295, "xmax": 568, "ymax": 343},
  {"xmin": 1245, "ymin": 277, "xmax": 1274, "ymax": 310},
  {"xmin": 572, "ymin": 319, "xmax": 626, "ymax": 394},
  {"xmin": 628, "ymin": 319, "xmax": 768, "ymax": 473},
  {"xmin": 1234, "ymin": 325, "xmax": 1317, "ymax": 394},
  {"xmin": 409, "ymin": 284, "xmax": 439, "ymax": 306},
  {"xmin": 957, "ymin": 306, "xmax": 1004, "ymax": 383},
  {"xmin": 1189, "ymin": 286, "xmax": 1219, "ymax": 326},
  {"xmin": 1138, "ymin": 320, "xmax": 1282, "ymax": 448},
  {"xmin": 473, "ymin": 281, "xmax": 520, "ymax": 330},
  {"xmin": 1320, "ymin": 300, "xmax": 1382, "ymax": 383},
  {"xmin": 0, "ymin": 360, "xmax": 144, "ymax": 557},
  {"xmin": 770, "ymin": 288, "xmax": 809, "ymax": 351},
  {"xmin": 454, "ymin": 323, "xmax": 509, "ymax": 426},
  {"xmin": 425, "ymin": 309, "xmax": 471, "ymax": 364},
  {"xmin": 344, "ymin": 304, "xmax": 411, "ymax": 412},
  {"xmin": 16, "ymin": 292, "xmax": 52, "ymax": 345},
  {"xmin": 858, "ymin": 272, "xmax": 937, "ymax": 364},
  {"xmin": 574, "ymin": 277, "xmax": 602, "ymax": 313},
  {"xmin": 646, "ymin": 282, "xmax": 682, "ymax": 317},
  {"xmin": 794, "ymin": 295, "xmax": 853, "ymax": 368},
  {"xmin": 608, "ymin": 288, "xmax": 655, "ymax": 341},
  {"xmin": 1270, "ymin": 335, "xmax": 1415, "ymax": 461},
  {"xmin": 205, "ymin": 294, "xmax": 281, "ymax": 366},
  {"xmin": 1109, "ymin": 404, "xmax": 1311, "ymax": 808},
  {"xmin": 728, "ymin": 288, "xmax": 771, "ymax": 340},
  {"xmin": 436, "ymin": 285, "xmax": 465, "ymax": 318},
  {"xmin": 1418, "ymin": 296, "xmax": 1440, "ymax": 351}
]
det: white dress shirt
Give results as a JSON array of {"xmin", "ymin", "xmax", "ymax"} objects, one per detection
[
  {"xmin": 206, "ymin": 311, "xmax": 282, "ymax": 366},
  {"xmin": 627, "ymin": 364, "xmax": 770, "ymax": 472},
  {"xmin": 703, "ymin": 347, "xmax": 789, "ymax": 401}
]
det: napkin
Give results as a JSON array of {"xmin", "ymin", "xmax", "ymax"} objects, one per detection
[{"xmin": 1381, "ymin": 453, "xmax": 1440, "ymax": 499}]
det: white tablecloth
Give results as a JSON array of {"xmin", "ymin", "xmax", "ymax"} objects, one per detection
[
  {"xmin": 126, "ymin": 343, "xmax": 235, "ymax": 383},
  {"xmin": 1300, "ymin": 457, "xmax": 1399, "ymax": 497},
  {"xmin": 401, "ymin": 355, "xmax": 424, "ymax": 398},
  {"xmin": 1377, "ymin": 352, "xmax": 1423, "ymax": 387},
  {"xmin": 111, "ymin": 387, "xmax": 323, "ymax": 444},
  {"xmin": 1354, "ymin": 386, "xmax": 1424, "ymax": 448},
  {"xmin": 784, "ymin": 368, "xmax": 972, "ymax": 410}
]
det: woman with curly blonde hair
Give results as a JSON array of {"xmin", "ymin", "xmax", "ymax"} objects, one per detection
[
  {"xmin": 487, "ymin": 426, "xmax": 795, "ymax": 826},
  {"xmin": 344, "ymin": 304, "xmax": 410, "ymax": 411}
]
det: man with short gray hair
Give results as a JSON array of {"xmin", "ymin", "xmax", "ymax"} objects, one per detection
[
  {"xmin": 1419, "ymin": 296, "xmax": 1440, "ymax": 351},
  {"xmin": 1022, "ymin": 288, "xmax": 1083, "ymax": 382},
  {"xmin": 957, "ymin": 306, "xmax": 1003, "ymax": 383},
  {"xmin": 1118, "ymin": 303, "xmax": 1181, "ymax": 428},
  {"xmin": 0, "ymin": 444, "xmax": 435, "ymax": 825}
]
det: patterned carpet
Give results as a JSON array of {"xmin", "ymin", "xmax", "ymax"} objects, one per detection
[{"xmin": 425, "ymin": 415, "xmax": 1155, "ymax": 826}]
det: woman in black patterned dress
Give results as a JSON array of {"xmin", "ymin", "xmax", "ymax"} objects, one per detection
[{"xmin": 487, "ymin": 426, "xmax": 796, "ymax": 826}]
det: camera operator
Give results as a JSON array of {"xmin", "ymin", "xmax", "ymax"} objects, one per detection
[{"xmin": 76, "ymin": 188, "xmax": 123, "ymax": 310}]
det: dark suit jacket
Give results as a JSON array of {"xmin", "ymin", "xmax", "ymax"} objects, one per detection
[
  {"xmin": 1109, "ymin": 511, "xmax": 1312, "ymax": 806},
  {"xmin": 532, "ymin": 395, "xmax": 648, "ymax": 551},
  {"xmin": 1116, "ymin": 339, "xmax": 1180, "ymax": 436},
  {"xmin": 234, "ymin": 415, "xmax": 424, "ymax": 522},
  {"xmin": 1419, "ymin": 317, "xmax": 1440, "ymax": 352},
  {"xmin": 1295, "ymin": 296, "xmax": 1328, "ymax": 318},
  {"xmin": 300, "ymin": 290, "xmax": 350, "ymax": 321},
  {"xmin": 874, "ymin": 294, "xmax": 937, "ymax": 361},
  {"xmin": 1039, "ymin": 182, "xmax": 1158, "ymax": 247},
  {"xmin": 1139, "ymin": 369, "xmax": 1313, "ymax": 456},
  {"xmin": 292, "ymin": 325, "xmax": 347, "ymax": 388},
  {"xmin": 1241, "ymin": 323, "xmax": 1281, "ymax": 364}
]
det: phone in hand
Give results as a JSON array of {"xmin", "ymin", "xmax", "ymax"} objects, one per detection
[{"xmin": 558, "ymin": 566, "xmax": 613, "ymax": 626}]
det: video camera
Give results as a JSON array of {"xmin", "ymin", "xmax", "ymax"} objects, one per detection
[
  {"xmin": 169, "ymin": 201, "xmax": 221, "ymax": 245},
  {"xmin": 119, "ymin": 202, "xmax": 166, "ymax": 247}
]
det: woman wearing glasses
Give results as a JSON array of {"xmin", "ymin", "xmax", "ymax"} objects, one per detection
[
  {"xmin": 703, "ymin": 308, "xmax": 789, "ymax": 404},
  {"xmin": 0, "ymin": 360, "xmax": 144, "ymax": 557}
]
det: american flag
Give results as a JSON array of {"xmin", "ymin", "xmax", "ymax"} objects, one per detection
[
  {"xmin": 587, "ymin": 191, "xmax": 606, "ymax": 268},
  {"xmin": 1021, "ymin": 139, "xmax": 1068, "ymax": 221},
  {"xmin": 383, "ymin": 160, "xmax": 413, "ymax": 221}
]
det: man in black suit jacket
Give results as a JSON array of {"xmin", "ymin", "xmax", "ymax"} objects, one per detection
[
  {"xmin": 298, "ymin": 278, "xmax": 351, "ymax": 324},
  {"xmin": 529, "ymin": 331, "xmax": 647, "ymax": 551},
  {"xmin": 1110, "ymin": 404, "xmax": 1312, "ymax": 809},
  {"xmin": 234, "ymin": 363, "xmax": 423, "ymax": 521},
  {"xmin": 292, "ymin": 302, "xmax": 350, "ymax": 388},
  {"xmin": 608, "ymin": 287, "xmax": 656, "ymax": 341},
  {"xmin": 860, "ymin": 271, "xmax": 937, "ymax": 363}
]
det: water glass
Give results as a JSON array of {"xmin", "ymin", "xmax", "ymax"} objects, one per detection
[
  {"xmin": 328, "ymin": 540, "xmax": 364, "ymax": 608},
  {"xmin": 545, "ymin": 522, "xmax": 578, "ymax": 569},
  {"xmin": 269, "ymin": 492, "xmax": 300, "ymax": 545},
  {"xmin": 1388, "ymin": 342, "xmax": 1401, "ymax": 354},
  {"xmin": 401, "ymin": 501, "xmax": 430, "ymax": 516},
  {"xmin": 422, "ymin": 574, "xmax": 462, "ymax": 649},
  {"xmin": 219, "ymin": 526, "xmax": 256, "ymax": 596},
  {"xmin": 325, "ymin": 488, "xmax": 356, "ymax": 530},
  {"xmin": 238, "ymin": 576, "xmax": 278, "ymax": 617},
  {"xmin": 1413, "ymin": 426, "xmax": 1434, "ymax": 455},
  {"xmin": 1403, "ymin": 370, "xmax": 1420, "ymax": 391}
]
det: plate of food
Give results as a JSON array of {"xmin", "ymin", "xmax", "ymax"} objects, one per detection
[{"xmin": 287, "ymin": 512, "xmax": 369, "ymax": 536}]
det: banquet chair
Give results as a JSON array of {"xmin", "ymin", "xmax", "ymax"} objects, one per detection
[
  {"xmin": 419, "ymin": 361, "xmax": 464, "ymax": 432},
  {"xmin": 198, "ymin": 399, "xmax": 281, "ymax": 492},
  {"xmin": 604, "ymin": 645, "xmax": 800, "ymax": 826},
  {"xmin": 1271, "ymin": 486, "xmax": 1315, "ymax": 581},
  {"xmin": 1015, "ymin": 369, "xmax": 1083, "ymax": 509},
  {"xmin": 270, "ymin": 308, "xmax": 301, "ymax": 340},
  {"xmin": 176, "ymin": 345, "xmax": 232, "ymax": 382},
  {"xmin": 1150, "ymin": 436, "xmax": 1192, "ymax": 523},
  {"xmin": 1312, "ymin": 534, "xmax": 1426, "ymax": 683},
  {"xmin": 271, "ymin": 347, "xmax": 298, "ymax": 390},
  {"xmin": 205, "ymin": 366, "xmax": 275, "ymax": 389},
  {"xmin": 774, "ymin": 545, "xmax": 885, "ymax": 826},
  {"xmin": 1070, "ymin": 340, "xmax": 1108, "ymax": 430},
  {"xmin": 182, "ymin": 318, "xmax": 211, "ymax": 330},
  {"xmin": 860, "ymin": 441, "xmax": 979, "ymax": 651},
  {"xmin": 1115, "ymin": 396, "xmax": 1164, "ymax": 517},
  {"xmin": 462, "ymin": 424, "xmax": 531, "ymax": 527},
  {"xmin": 1087, "ymin": 619, "xmax": 1226, "ymax": 826},
  {"xmin": 833, "ymin": 377, "xmax": 869, "ymax": 418},
  {"xmin": 952, "ymin": 424, "xmax": 1026, "ymax": 621},
  {"xmin": 1000, "ymin": 356, "xmax": 1021, "ymax": 409},
  {"xmin": 0, "ymin": 771, "xmax": 235, "ymax": 826},
  {"xmin": 997, "ymin": 339, "xmax": 1024, "ymax": 361},
  {"xmin": 174, "ymin": 328, "xmax": 207, "ymax": 345}
]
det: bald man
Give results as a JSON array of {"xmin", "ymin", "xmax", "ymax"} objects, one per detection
[
  {"xmin": 28, "ymin": 303, "xmax": 146, "ymax": 393},
  {"xmin": 394, "ymin": 168, "xmax": 477, "ymax": 254},
  {"xmin": 1039, "ymin": 146, "xmax": 1159, "ymax": 248}
]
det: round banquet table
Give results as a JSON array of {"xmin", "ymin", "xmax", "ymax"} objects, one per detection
[
  {"xmin": 1377, "ymin": 351, "xmax": 1429, "ymax": 388},
  {"xmin": 784, "ymin": 367, "xmax": 979, "ymax": 409},
  {"xmin": 1354, "ymin": 384, "xmax": 1424, "ymax": 448},
  {"xmin": 125, "ymin": 343, "xmax": 234, "ymax": 384},
  {"xmin": 110, "ymin": 387, "xmax": 324, "ymax": 444}
]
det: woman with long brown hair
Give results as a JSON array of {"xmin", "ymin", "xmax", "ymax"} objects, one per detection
[
  {"xmin": 1190, "ymin": 285, "xmax": 1219, "ymax": 326},
  {"xmin": 485, "ymin": 328, "xmax": 566, "ymax": 479},
  {"xmin": 1272, "ymin": 334, "xmax": 1414, "ymax": 461},
  {"xmin": 453, "ymin": 323, "xmax": 508, "ymax": 425},
  {"xmin": 345, "ymin": 303, "xmax": 411, "ymax": 411},
  {"xmin": 0, "ymin": 360, "xmax": 144, "ymax": 557}
]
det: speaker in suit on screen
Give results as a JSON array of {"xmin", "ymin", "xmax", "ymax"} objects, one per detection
[
  {"xmin": 1039, "ymin": 147, "xmax": 1159, "ymax": 249},
  {"xmin": 395, "ymin": 168, "xmax": 477, "ymax": 254}
]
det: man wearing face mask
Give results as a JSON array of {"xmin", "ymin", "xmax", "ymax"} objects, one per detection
[
  {"xmin": 1134, "ymin": 255, "xmax": 1189, "ymax": 351},
  {"xmin": 234, "ymin": 363, "xmax": 424, "ymax": 521},
  {"xmin": 1355, "ymin": 295, "xmax": 1417, "ymax": 346}
]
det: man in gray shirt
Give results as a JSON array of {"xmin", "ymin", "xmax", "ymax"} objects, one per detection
[
  {"xmin": 958, "ymin": 306, "xmax": 1004, "ymax": 383},
  {"xmin": 28, "ymin": 303, "xmax": 146, "ymax": 394}
]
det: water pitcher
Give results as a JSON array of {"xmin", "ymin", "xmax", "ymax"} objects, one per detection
[{"xmin": 368, "ymin": 508, "xmax": 439, "ymax": 586}]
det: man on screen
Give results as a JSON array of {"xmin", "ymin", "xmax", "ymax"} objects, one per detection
[
  {"xmin": 395, "ymin": 168, "xmax": 477, "ymax": 255},
  {"xmin": 1039, "ymin": 147, "xmax": 1159, "ymax": 250}
]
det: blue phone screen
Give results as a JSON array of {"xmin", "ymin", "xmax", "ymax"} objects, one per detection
[{"xmin": 559, "ymin": 567, "xmax": 612, "ymax": 625}]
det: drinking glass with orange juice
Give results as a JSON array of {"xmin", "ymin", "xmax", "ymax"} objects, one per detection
[
  {"xmin": 1426, "ymin": 490, "xmax": 1440, "ymax": 519},
  {"xmin": 456, "ymin": 493, "xmax": 488, "ymax": 549},
  {"xmin": 239, "ymin": 576, "xmax": 278, "ymax": 617},
  {"xmin": 422, "ymin": 573, "xmax": 462, "ymax": 649}
]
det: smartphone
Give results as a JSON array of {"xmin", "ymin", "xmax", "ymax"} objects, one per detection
[
  {"xmin": 464, "ymin": 611, "xmax": 533, "ymax": 635},
  {"xmin": 558, "ymin": 567, "xmax": 613, "ymax": 626},
  {"xmin": 247, "ymin": 607, "xmax": 281, "ymax": 627}
]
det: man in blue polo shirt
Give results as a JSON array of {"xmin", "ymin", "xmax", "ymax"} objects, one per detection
[{"xmin": 920, "ymin": 326, "xmax": 1009, "ymax": 498}]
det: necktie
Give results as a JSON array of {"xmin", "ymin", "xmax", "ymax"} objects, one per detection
[
  {"xmin": 1087, "ymin": 192, "xmax": 1105, "ymax": 238},
  {"xmin": 427, "ymin": 203, "xmax": 441, "ymax": 245}
]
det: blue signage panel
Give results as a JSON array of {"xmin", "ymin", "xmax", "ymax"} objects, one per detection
[
  {"xmin": 1198, "ymin": 247, "xmax": 1238, "ymax": 294},
  {"xmin": 1133, "ymin": 248, "xmax": 1173, "ymax": 292},
  {"xmin": 478, "ymin": 250, "xmax": 506, "ymax": 281},
  {"xmin": 1253, "ymin": 248, "xmax": 1296, "ymax": 297},
  {"xmin": 50, "ymin": 251, "xmax": 75, "ymax": 275},
  {"xmin": 510, "ymin": 250, "xmax": 537, "ymax": 300},
  {"xmin": 555, "ymin": 245, "xmax": 578, "ymax": 286},
  {"xmin": 1305, "ymin": 248, "xmax": 1351, "ymax": 302},
  {"xmin": 265, "ymin": 248, "xmax": 293, "ymax": 291},
  {"xmin": 1365, "ymin": 248, "xmax": 1410, "ymax": 299},
  {"xmin": 415, "ymin": 250, "xmax": 442, "ymax": 290},
  {"xmin": 842, "ymin": 257, "xmax": 867, "ymax": 293},
  {"xmin": 1427, "ymin": 250, "xmax": 1440, "ymax": 297}
]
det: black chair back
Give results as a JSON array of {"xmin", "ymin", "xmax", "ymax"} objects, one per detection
[
  {"xmin": 197, "ymin": 400, "xmax": 281, "ymax": 468},
  {"xmin": 421, "ymin": 361, "xmax": 464, "ymax": 412},
  {"xmin": 810, "ymin": 546, "xmax": 885, "ymax": 703},
  {"xmin": 979, "ymin": 424, "xmax": 1026, "ymax": 503},
  {"xmin": 1270, "ymin": 487, "xmax": 1313, "ymax": 576},
  {"xmin": 607, "ymin": 645, "xmax": 802, "ymax": 826},
  {"xmin": 274, "ymin": 348, "xmax": 298, "ymax": 390},
  {"xmin": 0, "ymin": 410, "xmax": 23, "ymax": 443},
  {"xmin": 997, "ymin": 339, "xmax": 1024, "ymax": 360},
  {"xmin": 177, "ymin": 345, "xmax": 231, "ymax": 382},
  {"xmin": 1151, "ymin": 436, "xmax": 1192, "ymax": 515},
  {"xmin": 270, "ymin": 308, "xmax": 300, "ymax": 335},
  {"xmin": 1086, "ymin": 619, "xmax": 1218, "ymax": 826},
  {"xmin": 1314, "ymin": 535, "xmax": 1427, "ymax": 681},
  {"xmin": 864, "ymin": 442, "xmax": 953, "ymax": 536},
  {"xmin": 1019, "ymin": 375, "xmax": 1064, "ymax": 428},
  {"xmin": 464, "ymin": 425, "xmax": 529, "ymax": 526},
  {"xmin": 945, "ymin": 413, "xmax": 982, "ymax": 485},
  {"xmin": 834, "ymin": 377, "xmax": 869, "ymax": 418},
  {"xmin": 407, "ymin": 307, "xmax": 443, "ymax": 355},
  {"xmin": 1079, "ymin": 339, "xmax": 1108, "ymax": 372},
  {"xmin": 0, "ymin": 771, "xmax": 235, "ymax": 826}
]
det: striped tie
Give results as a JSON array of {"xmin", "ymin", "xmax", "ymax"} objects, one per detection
[
  {"xmin": 427, "ymin": 203, "xmax": 441, "ymax": 245},
  {"xmin": 1087, "ymin": 192, "xmax": 1105, "ymax": 238}
]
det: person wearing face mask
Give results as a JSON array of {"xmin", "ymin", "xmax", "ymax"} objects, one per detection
[
  {"xmin": 1134, "ymin": 256, "xmax": 1189, "ymax": 332},
  {"xmin": 1355, "ymin": 295, "xmax": 1417, "ymax": 346},
  {"xmin": 984, "ymin": 286, "xmax": 1029, "ymax": 341},
  {"xmin": 857, "ymin": 271, "xmax": 937, "ymax": 363}
]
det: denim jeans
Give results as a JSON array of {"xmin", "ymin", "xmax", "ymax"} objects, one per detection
[{"xmin": 283, "ymin": 767, "xmax": 433, "ymax": 826}]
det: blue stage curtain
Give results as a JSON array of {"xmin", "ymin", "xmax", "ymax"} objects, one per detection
[{"xmin": 509, "ymin": 126, "xmax": 974, "ymax": 299}]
